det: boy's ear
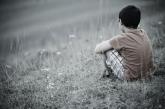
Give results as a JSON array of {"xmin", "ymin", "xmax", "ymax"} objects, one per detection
[{"xmin": 119, "ymin": 19, "xmax": 123, "ymax": 25}]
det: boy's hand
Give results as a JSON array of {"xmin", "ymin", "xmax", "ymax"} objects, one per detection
[{"xmin": 95, "ymin": 40, "xmax": 113, "ymax": 54}]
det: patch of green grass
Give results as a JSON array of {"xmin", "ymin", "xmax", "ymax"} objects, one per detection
[{"xmin": 1, "ymin": 44, "xmax": 165, "ymax": 109}]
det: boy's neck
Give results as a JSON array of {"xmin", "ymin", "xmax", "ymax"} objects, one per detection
[{"xmin": 122, "ymin": 26, "xmax": 138, "ymax": 33}]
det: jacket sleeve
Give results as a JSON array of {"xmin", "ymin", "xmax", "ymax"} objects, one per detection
[{"xmin": 109, "ymin": 35, "xmax": 124, "ymax": 50}]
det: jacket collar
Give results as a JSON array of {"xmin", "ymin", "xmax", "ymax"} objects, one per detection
[{"xmin": 124, "ymin": 27, "xmax": 141, "ymax": 33}]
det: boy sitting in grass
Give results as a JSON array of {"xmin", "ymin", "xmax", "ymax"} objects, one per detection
[{"xmin": 95, "ymin": 5, "xmax": 155, "ymax": 80}]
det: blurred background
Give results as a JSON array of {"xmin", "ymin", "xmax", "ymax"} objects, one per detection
[{"xmin": 0, "ymin": 0, "xmax": 164, "ymax": 58}]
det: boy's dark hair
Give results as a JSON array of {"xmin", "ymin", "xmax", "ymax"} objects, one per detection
[{"xmin": 119, "ymin": 5, "xmax": 141, "ymax": 29}]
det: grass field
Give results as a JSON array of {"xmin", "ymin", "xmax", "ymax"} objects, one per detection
[{"xmin": 0, "ymin": 0, "xmax": 165, "ymax": 109}]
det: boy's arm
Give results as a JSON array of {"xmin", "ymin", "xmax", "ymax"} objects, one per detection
[{"xmin": 95, "ymin": 40, "xmax": 113, "ymax": 54}]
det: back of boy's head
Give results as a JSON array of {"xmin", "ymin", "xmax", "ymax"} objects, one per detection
[{"xmin": 119, "ymin": 5, "xmax": 141, "ymax": 29}]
